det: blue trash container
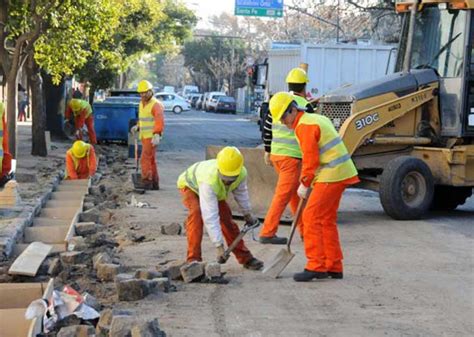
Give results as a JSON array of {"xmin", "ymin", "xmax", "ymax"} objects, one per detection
[{"xmin": 93, "ymin": 101, "xmax": 139, "ymax": 142}]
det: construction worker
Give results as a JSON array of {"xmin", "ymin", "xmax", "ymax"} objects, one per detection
[
  {"xmin": 0, "ymin": 102, "xmax": 13, "ymax": 187},
  {"xmin": 259, "ymin": 68, "xmax": 312, "ymax": 244},
  {"xmin": 177, "ymin": 146, "xmax": 264, "ymax": 270},
  {"xmin": 65, "ymin": 94, "xmax": 97, "ymax": 144},
  {"xmin": 132, "ymin": 80, "xmax": 164, "ymax": 190},
  {"xmin": 269, "ymin": 92, "xmax": 359, "ymax": 282},
  {"xmin": 65, "ymin": 140, "xmax": 97, "ymax": 180}
]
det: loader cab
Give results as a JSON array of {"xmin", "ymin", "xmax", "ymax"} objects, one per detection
[{"xmin": 395, "ymin": 3, "xmax": 474, "ymax": 137}]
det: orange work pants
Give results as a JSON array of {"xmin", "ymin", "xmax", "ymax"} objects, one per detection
[
  {"xmin": 75, "ymin": 114, "xmax": 97, "ymax": 144},
  {"xmin": 260, "ymin": 156, "xmax": 302, "ymax": 238},
  {"xmin": 140, "ymin": 138, "xmax": 159, "ymax": 184},
  {"xmin": 181, "ymin": 187, "xmax": 253, "ymax": 264},
  {"xmin": 302, "ymin": 182, "xmax": 348, "ymax": 273}
]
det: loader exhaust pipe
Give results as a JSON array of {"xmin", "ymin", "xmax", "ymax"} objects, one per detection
[{"xmin": 403, "ymin": 0, "xmax": 419, "ymax": 73}]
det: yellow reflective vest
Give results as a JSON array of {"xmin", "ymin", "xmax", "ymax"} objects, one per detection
[
  {"xmin": 177, "ymin": 159, "xmax": 247, "ymax": 201},
  {"xmin": 70, "ymin": 99, "xmax": 92, "ymax": 118},
  {"xmin": 297, "ymin": 113, "xmax": 357, "ymax": 183},
  {"xmin": 270, "ymin": 94, "xmax": 308, "ymax": 158},
  {"xmin": 139, "ymin": 97, "xmax": 159, "ymax": 139}
]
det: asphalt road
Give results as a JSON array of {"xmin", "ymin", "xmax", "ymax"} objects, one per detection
[{"xmin": 118, "ymin": 108, "xmax": 474, "ymax": 337}]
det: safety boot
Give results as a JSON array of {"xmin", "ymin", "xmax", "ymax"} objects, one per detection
[
  {"xmin": 259, "ymin": 236, "xmax": 288, "ymax": 245},
  {"xmin": 293, "ymin": 269, "xmax": 328, "ymax": 282},
  {"xmin": 328, "ymin": 271, "xmax": 343, "ymax": 279},
  {"xmin": 243, "ymin": 257, "xmax": 264, "ymax": 271}
]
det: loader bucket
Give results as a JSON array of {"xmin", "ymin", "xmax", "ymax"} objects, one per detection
[{"xmin": 206, "ymin": 145, "xmax": 292, "ymax": 220}]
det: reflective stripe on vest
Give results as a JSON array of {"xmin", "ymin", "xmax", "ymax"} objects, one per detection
[
  {"xmin": 297, "ymin": 113, "xmax": 357, "ymax": 183},
  {"xmin": 71, "ymin": 99, "xmax": 92, "ymax": 118},
  {"xmin": 0, "ymin": 102, "xmax": 4, "ymax": 165},
  {"xmin": 177, "ymin": 159, "xmax": 247, "ymax": 201},
  {"xmin": 139, "ymin": 97, "xmax": 159, "ymax": 139},
  {"xmin": 270, "ymin": 94, "xmax": 308, "ymax": 158}
]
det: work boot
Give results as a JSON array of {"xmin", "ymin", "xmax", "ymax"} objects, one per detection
[
  {"xmin": 141, "ymin": 179, "xmax": 154, "ymax": 190},
  {"xmin": 152, "ymin": 181, "xmax": 160, "ymax": 190},
  {"xmin": 293, "ymin": 269, "xmax": 328, "ymax": 282},
  {"xmin": 243, "ymin": 257, "xmax": 264, "ymax": 271},
  {"xmin": 259, "ymin": 236, "xmax": 288, "ymax": 245},
  {"xmin": 328, "ymin": 271, "xmax": 343, "ymax": 279}
]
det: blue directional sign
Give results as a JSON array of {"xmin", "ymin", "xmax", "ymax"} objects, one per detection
[{"xmin": 235, "ymin": 0, "xmax": 284, "ymax": 18}]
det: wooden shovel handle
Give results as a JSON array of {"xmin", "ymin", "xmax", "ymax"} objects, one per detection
[{"xmin": 287, "ymin": 189, "xmax": 311, "ymax": 251}]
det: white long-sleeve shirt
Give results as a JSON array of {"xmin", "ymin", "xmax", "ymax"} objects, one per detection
[{"xmin": 198, "ymin": 178, "xmax": 252, "ymax": 246}]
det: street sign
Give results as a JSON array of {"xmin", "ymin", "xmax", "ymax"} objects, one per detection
[{"xmin": 235, "ymin": 0, "xmax": 284, "ymax": 18}]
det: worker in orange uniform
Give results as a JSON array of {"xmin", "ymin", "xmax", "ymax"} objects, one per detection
[
  {"xmin": 177, "ymin": 146, "xmax": 264, "ymax": 270},
  {"xmin": 0, "ymin": 102, "xmax": 13, "ymax": 187},
  {"xmin": 260, "ymin": 67, "xmax": 313, "ymax": 244},
  {"xmin": 269, "ymin": 92, "xmax": 359, "ymax": 281},
  {"xmin": 132, "ymin": 80, "xmax": 164, "ymax": 190},
  {"xmin": 65, "ymin": 94, "xmax": 97, "ymax": 144},
  {"xmin": 65, "ymin": 140, "xmax": 97, "ymax": 180}
]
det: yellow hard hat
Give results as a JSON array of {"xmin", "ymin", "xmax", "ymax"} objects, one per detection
[
  {"xmin": 70, "ymin": 99, "xmax": 82, "ymax": 111},
  {"xmin": 137, "ymin": 80, "xmax": 153, "ymax": 93},
  {"xmin": 216, "ymin": 146, "xmax": 244, "ymax": 177},
  {"xmin": 269, "ymin": 92, "xmax": 295, "ymax": 122},
  {"xmin": 286, "ymin": 68, "xmax": 309, "ymax": 84},
  {"xmin": 71, "ymin": 140, "xmax": 89, "ymax": 159}
]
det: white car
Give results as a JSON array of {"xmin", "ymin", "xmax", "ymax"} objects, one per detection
[
  {"xmin": 155, "ymin": 92, "xmax": 190, "ymax": 114},
  {"xmin": 205, "ymin": 92, "xmax": 226, "ymax": 111}
]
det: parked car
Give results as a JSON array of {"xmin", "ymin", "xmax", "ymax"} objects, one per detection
[
  {"xmin": 205, "ymin": 92, "xmax": 226, "ymax": 111},
  {"xmin": 183, "ymin": 85, "xmax": 199, "ymax": 97},
  {"xmin": 198, "ymin": 92, "xmax": 209, "ymax": 110},
  {"xmin": 155, "ymin": 92, "xmax": 190, "ymax": 114},
  {"xmin": 215, "ymin": 96, "xmax": 237, "ymax": 114},
  {"xmin": 163, "ymin": 86, "xmax": 175, "ymax": 93},
  {"xmin": 190, "ymin": 94, "xmax": 202, "ymax": 108}
]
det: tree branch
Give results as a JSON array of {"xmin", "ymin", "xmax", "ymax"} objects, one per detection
[
  {"xmin": 347, "ymin": 0, "xmax": 394, "ymax": 11},
  {"xmin": 286, "ymin": 4, "xmax": 345, "ymax": 37}
]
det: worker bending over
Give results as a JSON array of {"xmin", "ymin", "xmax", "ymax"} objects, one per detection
[
  {"xmin": 260, "ymin": 67, "xmax": 313, "ymax": 244},
  {"xmin": 0, "ymin": 102, "xmax": 13, "ymax": 187},
  {"xmin": 269, "ymin": 92, "xmax": 359, "ymax": 282},
  {"xmin": 65, "ymin": 140, "xmax": 97, "ymax": 180},
  {"xmin": 134, "ymin": 80, "xmax": 164, "ymax": 190},
  {"xmin": 177, "ymin": 146, "xmax": 264, "ymax": 270},
  {"xmin": 65, "ymin": 94, "xmax": 97, "ymax": 144}
]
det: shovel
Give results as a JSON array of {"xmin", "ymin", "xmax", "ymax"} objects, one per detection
[
  {"xmin": 217, "ymin": 219, "xmax": 260, "ymax": 264},
  {"xmin": 262, "ymin": 193, "xmax": 309, "ymax": 278}
]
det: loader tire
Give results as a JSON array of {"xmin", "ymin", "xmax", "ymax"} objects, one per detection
[
  {"xmin": 431, "ymin": 186, "xmax": 473, "ymax": 211},
  {"xmin": 380, "ymin": 156, "xmax": 434, "ymax": 220}
]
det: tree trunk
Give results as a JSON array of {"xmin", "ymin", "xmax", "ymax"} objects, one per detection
[
  {"xmin": 89, "ymin": 85, "xmax": 96, "ymax": 106},
  {"xmin": 6, "ymin": 74, "xmax": 17, "ymax": 158},
  {"xmin": 43, "ymin": 73, "xmax": 67, "ymax": 138},
  {"xmin": 27, "ymin": 54, "xmax": 47, "ymax": 157}
]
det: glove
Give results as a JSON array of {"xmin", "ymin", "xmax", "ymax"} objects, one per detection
[
  {"xmin": 243, "ymin": 213, "xmax": 257, "ymax": 225},
  {"xmin": 216, "ymin": 245, "xmax": 226, "ymax": 264},
  {"xmin": 264, "ymin": 152, "xmax": 272, "ymax": 166},
  {"xmin": 297, "ymin": 183, "xmax": 309, "ymax": 199},
  {"xmin": 130, "ymin": 125, "xmax": 138, "ymax": 134},
  {"xmin": 151, "ymin": 134, "xmax": 161, "ymax": 146},
  {"xmin": 75, "ymin": 129, "xmax": 81, "ymax": 139}
]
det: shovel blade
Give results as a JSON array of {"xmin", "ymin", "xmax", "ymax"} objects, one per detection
[{"xmin": 262, "ymin": 248, "xmax": 295, "ymax": 278}]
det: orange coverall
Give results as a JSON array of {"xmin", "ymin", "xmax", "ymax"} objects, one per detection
[
  {"xmin": 65, "ymin": 102, "xmax": 97, "ymax": 144},
  {"xmin": 294, "ymin": 112, "xmax": 359, "ymax": 273},
  {"xmin": 1, "ymin": 113, "xmax": 12, "ymax": 179},
  {"xmin": 140, "ymin": 100, "xmax": 164, "ymax": 186},
  {"xmin": 260, "ymin": 155, "xmax": 302, "ymax": 237},
  {"xmin": 180, "ymin": 187, "xmax": 253, "ymax": 264},
  {"xmin": 65, "ymin": 146, "xmax": 97, "ymax": 180}
]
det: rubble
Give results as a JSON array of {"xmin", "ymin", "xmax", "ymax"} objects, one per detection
[
  {"xmin": 205, "ymin": 262, "xmax": 222, "ymax": 278},
  {"xmin": 115, "ymin": 277, "xmax": 152, "ymax": 301},
  {"xmin": 83, "ymin": 292, "xmax": 101, "ymax": 311},
  {"xmin": 135, "ymin": 268, "xmax": 163, "ymax": 280},
  {"xmin": 93, "ymin": 252, "xmax": 112, "ymax": 269},
  {"xmin": 60, "ymin": 251, "xmax": 87, "ymax": 265},
  {"xmin": 131, "ymin": 318, "xmax": 166, "ymax": 337},
  {"xmin": 68, "ymin": 236, "xmax": 88, "ymax": 251},
  {"xmin": 79, "ymin": 208, "xmax": 101, "ymax": 223},
  {"xmin": 160, "ymin": 222, "xmax": 182, "ymax": 235},
  {"xmin": 57, "ymin": 324, "xmax": 95, "ymax": 337},
  {"xmin": 96, "ymin": 309, "xmax": 132, "ymax": 337},
  {"xmin": 157, "ymin": 260, "xmax": 185, "ymax": 280},
  {"xmin": 180, "ymin": 261, "xmax": 205, "ymax": 283},
  {"xmin": 97, "ymin": 263, "xmax": 121, "ymax": 281},
  {"xmin": 47, "ymin": 257, "xmax": 62, "ymax": 276},
  {"xmin": 150, "ymin": 277, "xmax": 171, "ymax": 292},
  {"xmin": 75, "ymin": 222, "xmax": 98, "ymax": 236}
]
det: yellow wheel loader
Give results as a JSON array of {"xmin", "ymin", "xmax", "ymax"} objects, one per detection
[{"xmin": 318, "ymin": 0, "xmax": 474, "ymax": 219}]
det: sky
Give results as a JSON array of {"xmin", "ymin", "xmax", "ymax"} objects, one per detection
[{"xmin": 183, "ymin": 0, "xmax": 235, "ymax": 29}]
